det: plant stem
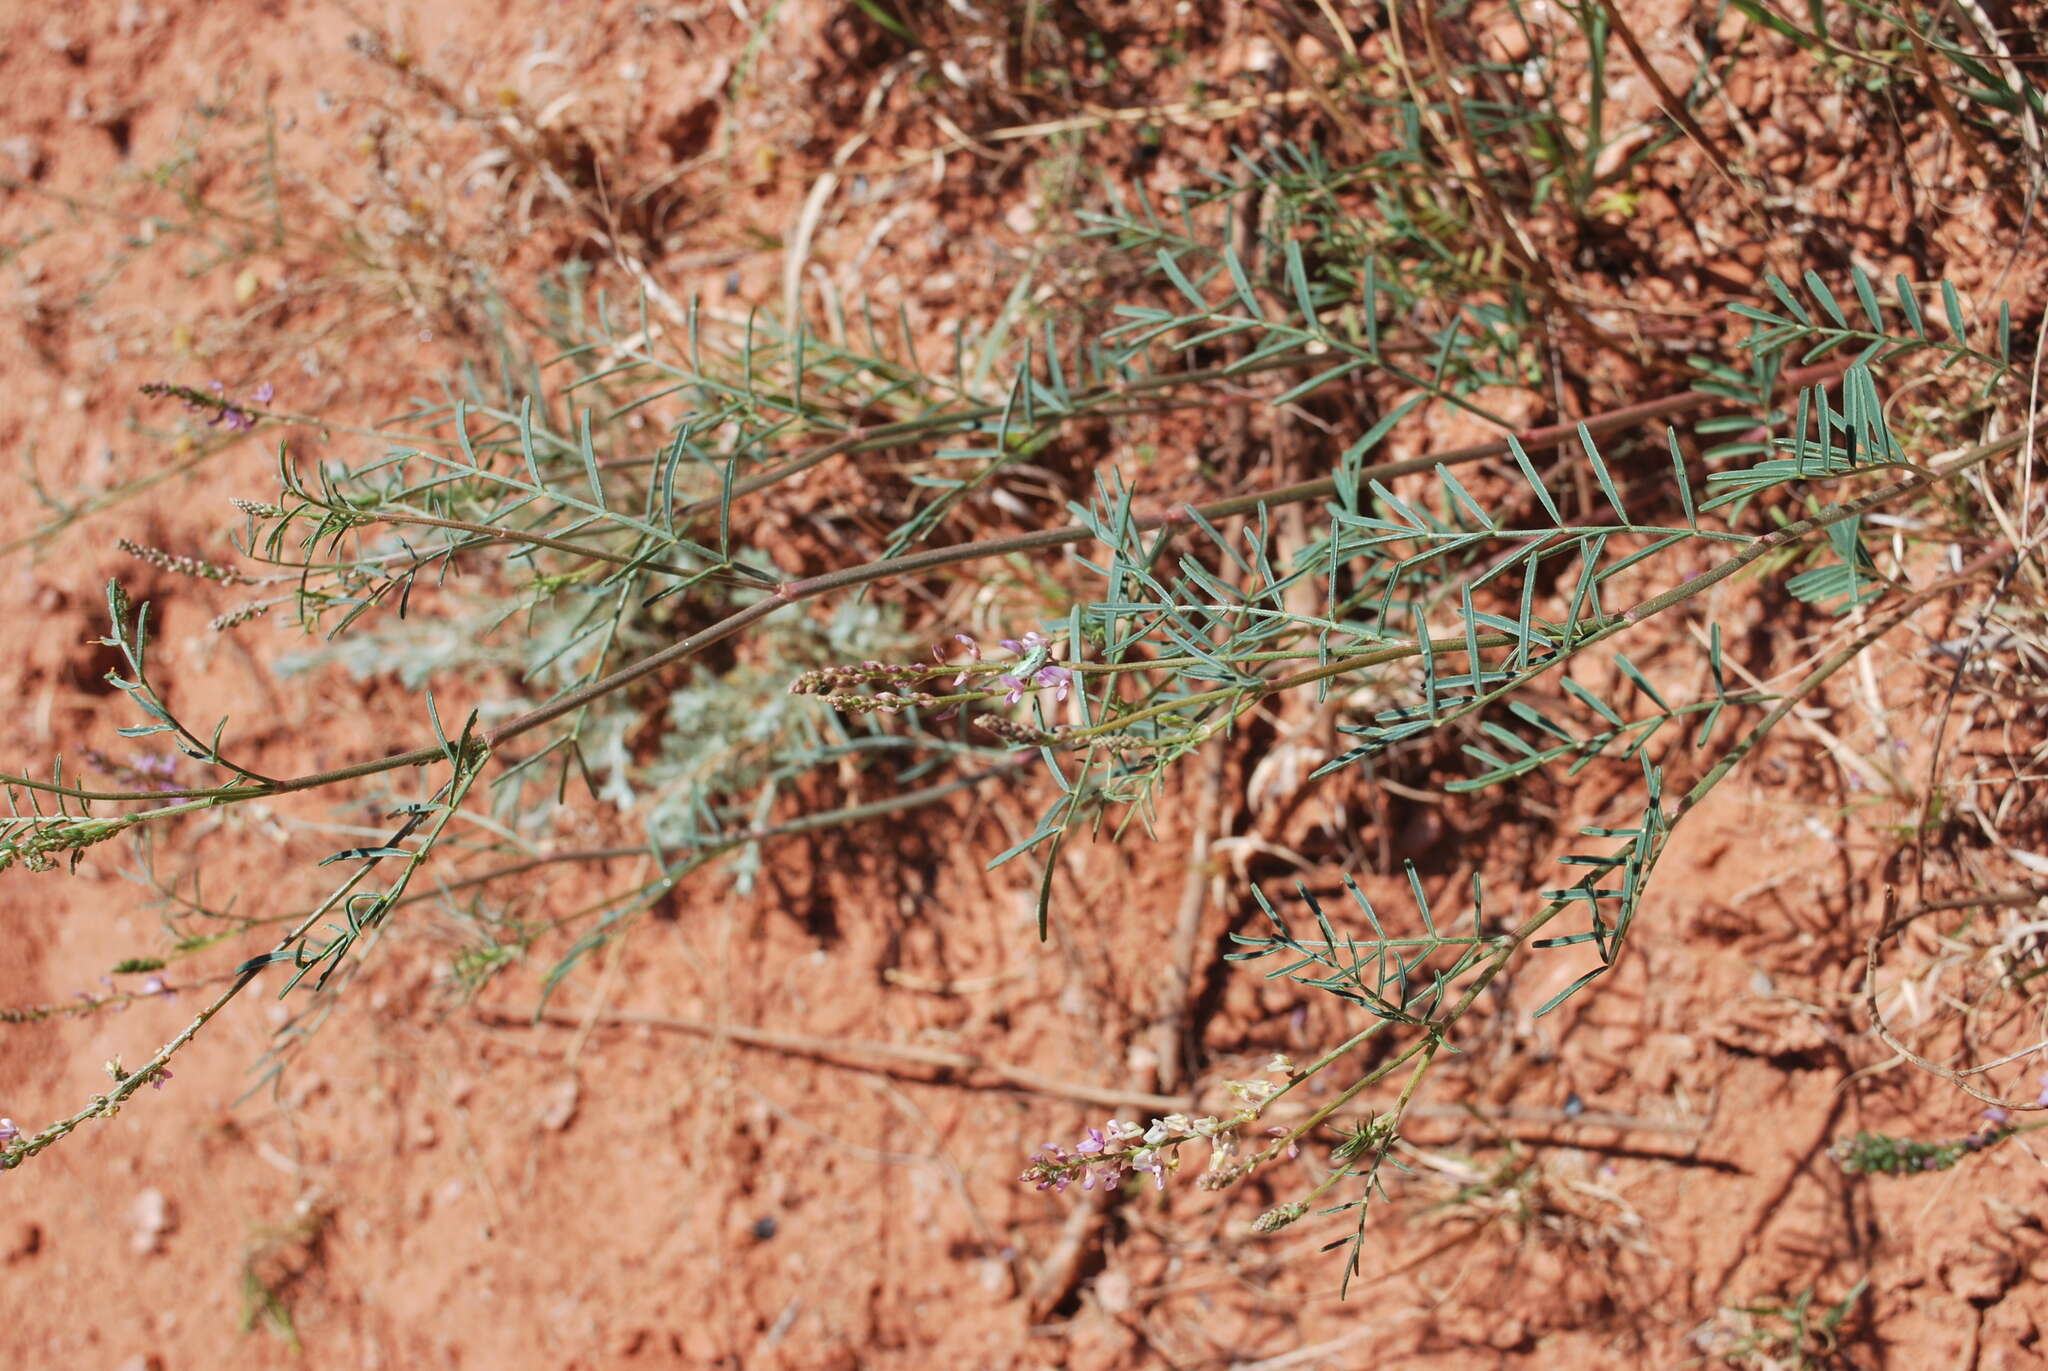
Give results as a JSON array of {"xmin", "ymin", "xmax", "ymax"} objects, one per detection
[{"xmin": 0, "ymin": 357, "xmax": 1865, "ymax": 808}]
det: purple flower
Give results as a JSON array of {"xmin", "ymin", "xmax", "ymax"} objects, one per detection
[
  {"xmin": 149, "ymin": 1068, "xmax": 173, "ymax": 1091},
  {"xmin": 251, "ymin": 382, "xmax": 274, "ymax": 405},
  {"xmin": 2037, "ymin": 1074, "xmax": 2048, "ymax": 1109},
  {"xmin": 0, "ymin": 1118, "xmax": 18, "ymax": 1144},
  {"xmin": 140, "ymin": 976, "xmax": 173, "ymax": 998},
  {"xmin": 1982, "ymin": 1107, "xmax": 2011, "ymax": 1126},
  {"xmin": 978, "ymin": 632, "xmax": 1070, "ymax": 705},
  {"xmin": 1020, "ymin": 1116, "xmax": 1200, "ymax": 1195},
  {"xmin": 1033, "ymin": 665, "xmax": 1072, "ymax": 704}
]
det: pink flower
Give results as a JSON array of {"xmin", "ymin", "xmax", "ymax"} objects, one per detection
[
  {"xmin": 0, "ymin": 1118, "xmax": 18, "ymax": 1144},
  {"xmin": 1033, "ymin": 665, "xmax": 1072, "ymax": 703}
]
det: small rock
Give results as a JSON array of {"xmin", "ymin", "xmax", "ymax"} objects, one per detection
[
  {"xmin": 1716, "ymin": 257, "xmax": 1758, "ymax": 290},
  {"xmin": 1942, "ymin": 1240, "xmax": 2019, "ymax": 1304},
  {"xmin": 1218, "ymin": 36, "xmax": 1279, "ymax": 78},
  {"xmin": 539, "ymin": 1076, "xmax": 580, "ymax": 1132},
  {"xmin": 1481, "ymin": 19, "xmax": 1532, "ymax": 63},
  {"xmin": 1593, "ymin": 124, "xmax": 1656, "ymax": 180},
  {"xmin": 41, "ymin": 21, "xmax": 86, "ymax": 60},
  {"xmin": 1741, "ymin": 73, "xmax": 1774, "ymax": 117},
  {"xmin": 0, "ymin": 136, "xmax": 45, "ymax": 181},
  {"xmin": 130, "ymin": 1187, "xmax": 175, "ymax": 1255},
  {"xmin": 3, "ymin": 1220, "xmax": 41, "ymax": 1263},
  {"xmin": 1485, "ymin": 1315, "xmax": 1530, "ymax": 1350}
]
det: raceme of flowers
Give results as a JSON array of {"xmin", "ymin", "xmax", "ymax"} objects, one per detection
[
  {"xmin": 787, "ymin": 628, "xmax": 1073, "ymax": 714},
  {"xmin": 1019, "ymin": 1058, "xmax": 1297, "ymax": 1196},
  {"xmin": 139, "ymin": 379, "xmax": 273, "ymax": 433},
  {"xmin": 1831, "ymin": 1100, "xmax": 2033, "ymax": 1177},
  {"xmin": 950, "ymin": 631, "xmax": 1073, "ymax": 705}
]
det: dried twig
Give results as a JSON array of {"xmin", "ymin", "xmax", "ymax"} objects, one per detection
[
  {"xmin": 1865, "ymin": 884, "xmax": 2048, "ymax": 1110},
  {"xmin": 479, "ymin": 1005, "xmax": 1194, "ymax": 1113}
]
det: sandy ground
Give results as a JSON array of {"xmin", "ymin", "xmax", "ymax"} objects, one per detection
[{"xmin": 4, "ymin": 2, "xmax": 2047, "ymax": 1367}]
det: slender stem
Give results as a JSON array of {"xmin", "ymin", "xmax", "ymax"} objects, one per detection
[
  {"xmin": 389, "ymin": 760, "xmax": 1028, "ymax": 907},
  {"xmin": 0, "ymin": 358, "xmax": 1862, "ymax": 807},
  {"xmin": 655, "ymin": 351, "xmax": 1331, "ymax": 516},
  {"xmin": 1242, "ymin": 541, "xmax": 2015, "ymax": 1174},
  {"xmin": 356, "ymin": 509, "xmax": 770, "ymax": 586}
]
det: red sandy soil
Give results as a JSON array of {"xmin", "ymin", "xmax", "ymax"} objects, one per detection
[{"xmin": 4, "ymin": 3, "xmax": 2046, "ymax": 1368}]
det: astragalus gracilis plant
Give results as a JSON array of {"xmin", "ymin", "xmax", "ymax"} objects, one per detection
[{"xmin": 0, "ymin": 154, "xmax": 2036, "ymax": 1289}]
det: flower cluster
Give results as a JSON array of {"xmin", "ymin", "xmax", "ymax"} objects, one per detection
[
  {"xmin": 140, "ymin": 379, "xmax": 272, "ymax": 433},
  {"xmin": 0, "ymin": 815, "xmax": 131, "ymax": 875},
  {"xmin": 787, "ymin": 658, "xmax": 945, "ymax": 702},
  {"xmin": 788, "ymin": 630, "xmax": 1076, "ymax": 719},
  {"xmin": 1251, "ymin": 1200, "xmax": 1310, "ymax": 1234},
  {"xmin": 209, "ymin": 601, "xmax": 273, "ymax": 633},
  {"xmin": 1831, "ymin": 1108, "xmax": 2016, "ymax": 1176},
  {"xmin": 951, "ymin": 631, "xmax": 1072, "ymax": 705},
  {"xmin": 82, "ymin": 747, "xmax": 182, "ymax": 792},
  {"xmin": 102, "ymin": 1056, "xmax": 172, "ymax": 1093},
  {"xmin": 1019, "ymin": 1115, "xmax": 1204, "ymax": 1194},
  {"xmin": 1020, "ymin": 1058, "xmax": 1300, "ymax": 1196},
  {"xmin": 116, "ymin": 539, "xmax": 257, "ymax": 586},
  {"xmin": 972, "ymin": 714, "xmax": 1056, "ymax": 746}
]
